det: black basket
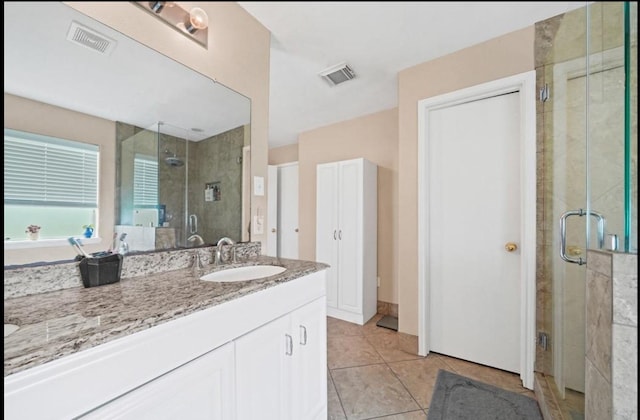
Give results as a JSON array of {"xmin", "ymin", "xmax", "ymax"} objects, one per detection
[{"xmin": 78, "ymin": 253, "xmax": 123, "ymax": 288}]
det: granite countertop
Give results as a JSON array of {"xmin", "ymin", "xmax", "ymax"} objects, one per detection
[{"xmin": 4, "ymin": 256, "xmax": 328, "ymax": 378}]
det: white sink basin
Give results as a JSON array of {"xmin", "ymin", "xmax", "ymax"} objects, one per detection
[
  {"xmin": 4, "ymin": 324, "xmax": 19, "ymax": 337},
  {"xmin": 200, "ymin": 265, "xmax": 286, "ymax": 282}
]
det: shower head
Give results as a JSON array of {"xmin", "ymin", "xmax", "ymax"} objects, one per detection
[{"xmin": 165, "ymin": 156, "xmax": 184, "ymax": 167}]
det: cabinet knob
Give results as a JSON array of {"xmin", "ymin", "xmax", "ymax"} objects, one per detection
[
  {"xmin": 295, "ymin": 228, "xmax": 299, "ymax": 233},
  {"xmin": 271, "ymin": 228, "xmax": 276, "ymax": 233},
  {"xmin": 505, "ymin": 242, "xmax": 518, "ymax": 252},
  {"xmin": 300, "ymin": 325, "xmax": 307, "ymax": 345},
  {"xmin": 285, "ymin": 334, "xmax": 293, "ymax": 356}
]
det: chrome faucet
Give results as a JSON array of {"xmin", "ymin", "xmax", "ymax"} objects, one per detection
[
  {"xmin": 214, "ymin": 237, "xmax": 235, "ymax": 265},
  {"xmin": 191, "ymin": 250, "xmax": 204, "ymax": 271}
]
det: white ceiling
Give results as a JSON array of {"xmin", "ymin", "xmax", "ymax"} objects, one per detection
[{"xmin": 238, "ymin": 1, "xmax": 586, "ymax": 149}]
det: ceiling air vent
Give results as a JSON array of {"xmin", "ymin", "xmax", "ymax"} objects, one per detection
[
  {"xmin": 319, "ymin": 62, "xmax": 356, "ymax": 86},
  {"xmin": 66, "ymin": 21, "xmax": 116, "ymax": 55}
]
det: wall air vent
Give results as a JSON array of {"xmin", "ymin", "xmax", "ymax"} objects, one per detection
[
  {"xmin": 319, "ymin": 62, "xmax": 356, "ymax": 86},
  {"xmin": 66, "ymin": 21, "xmax": 117, "ymax": 55}
]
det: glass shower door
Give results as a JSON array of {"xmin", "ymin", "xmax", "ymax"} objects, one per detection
[{"xmin": 541, "ymin": 2, "xmax": 636, "ymax": 418}]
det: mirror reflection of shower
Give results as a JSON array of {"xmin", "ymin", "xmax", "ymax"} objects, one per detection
[
  {"xmin": 116, "ymin": 120, "xmax": 250, "ymax": 252},
  {"xmin": 162, "ymin": 124, "xmax": 186, "ymax": 168}
]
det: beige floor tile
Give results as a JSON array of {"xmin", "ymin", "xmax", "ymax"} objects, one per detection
[
  {"xmin": 362, "ymin": 314, "xmax": 397, "ymax": 336},
  {"xmin": 328, "ymin": 335, "xmax": 384, "ymax": 369},
  {"xmin": 387, "ymin": 356, "xmax": 452, "ymax": 409},
  {"xmin": 327, "ymin": 317, "xmax": 540, "ymax": 418},
  {"xmin": 365, "ymin": 333, "xmax": 423, "ymax": 363},
  {"xmin": 436, "ymin": 353, "xmax": 530, "ymax": 394},
  {"xmin": 328, "ymin": 316, "xmax": 366, "ymax": 337},
  {"xmin": 328, "ymin": 371, "xmax": 347, "ymax": 420},
  {"xmin": 369, "ymin": 410, "xmax": 427, "ymax": 419},
  {"xmin": 328, "ymin": 314, "xmax": 395, "ymax": 338},
  {"xmin": 332, "ymin": 364, "xmax": 420, "ymax": 420}
]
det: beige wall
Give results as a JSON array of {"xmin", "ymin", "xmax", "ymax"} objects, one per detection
[
  {"xmin": 4, "ymin": 94, "xmax": 116, "ymax": 264},
  {"xmin": 4, "ymin": 2, "xmax": 270, "ymax": 265},
  {"xmin": 269, "ymin": 144, "xmax": 299, "ymax": 165},
  {"xmin": 397, "ymin": 27, "xmax": 535, "ymax": 335},
  {"xmin": 297, "ymin": 108, "xmax": 399, "ymax": 304}
]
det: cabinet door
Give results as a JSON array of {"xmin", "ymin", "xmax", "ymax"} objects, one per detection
[
  {"xmin": 79, "ymin": 342, "xmax": 235, "ymax": 420},
  {"xmin": 235, "ymin": 315, "xmax": 292, "ymax": 420},
  {"xmin": 337, "ymin": 159, "xmax": 363, "ymax": 314},
  {"xmin": 316, "ymin": 163, "xmax": 340, "ymax": 309},
  {"xmin": 291, "ymin": 297, "xmax": 328, "ymax": 420}
]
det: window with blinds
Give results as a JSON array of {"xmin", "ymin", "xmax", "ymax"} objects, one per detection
[
  {"xmin": 4, "ymin": 128, "xmax": 99, "ymax": 241},
  {"xmin": 4, "ymin": 129, "xmax": 98, "ymax": 207},
  {"xmin": 133, "ymin": 154, "xmax": 158, "ymax": 207}
]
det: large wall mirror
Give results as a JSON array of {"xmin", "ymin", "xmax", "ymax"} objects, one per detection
[{"xmin": 4, "ymin": 2, "xmax": 251, "ymax": 253}]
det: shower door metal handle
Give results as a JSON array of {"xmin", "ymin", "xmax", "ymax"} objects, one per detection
[
  {"xmin": 559, "ymin": 209, "xmax": 606, "ymax": 265},
  {"xmin": 590, "ymin": 210, "xmax": 606, "ymax": 249},
  {"xmin": 189, "ymin": 214, "xmax": 198, "ymax": 234}
]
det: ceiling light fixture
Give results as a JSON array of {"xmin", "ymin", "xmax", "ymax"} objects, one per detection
[{"xmin": 134, "ymin": 2, "xmax": 208, "ymax": 48}]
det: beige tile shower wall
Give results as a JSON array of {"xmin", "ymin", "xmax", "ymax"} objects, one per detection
[
  {"xmin": 611, "ymin": 253, "xmax": 638, "ymax": 420},
  {"xmin": 585, "ymin": 250, "xmax": 638, "ymax": 420},
  {"xmin": 189, "ymin": 126, "xmax": 245, "ymax": 243},
  {"xmin": 3, "ymin": 94, "xmax": 116, "ymax": 265},
  {"xmin": 397, "ymin": 27, "xmax": 535, "ymax": 336},
  {"xmin": 66, "ymin": 2, "xmax": 271, "ymax": 253},
  {"xmin": 297, "ymin": 108, "xmax": 399, "ymax": 305}
]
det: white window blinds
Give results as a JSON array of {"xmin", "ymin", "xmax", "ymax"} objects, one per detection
[
  {"xmin": 133, "ymin": 154, "xmax": 158, "ymax": 207},
  {"xmin": 4, "ymin": 129, "xmax": 99, "ymax": 207}
]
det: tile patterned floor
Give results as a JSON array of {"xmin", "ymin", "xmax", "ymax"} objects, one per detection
[{"xmin": 327, "ymin": 314, "xmax": 538, "ymax": 420}]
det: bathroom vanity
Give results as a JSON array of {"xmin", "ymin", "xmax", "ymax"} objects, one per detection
[{"xmin": 4, "ymin": 256, "xmax": 328, "ymax": 420}]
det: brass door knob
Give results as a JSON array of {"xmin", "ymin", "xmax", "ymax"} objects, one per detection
[{"xmin": 505, "ymin": 242, "xmax": 518, "ymax": 252}]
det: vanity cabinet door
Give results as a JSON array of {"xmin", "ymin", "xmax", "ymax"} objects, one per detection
[
  {"xmin": 78, "ymin": 342, "xmax": 235, "ymax": 420},
  {"xmin": 291, "ymin": 296, "xmax": 327, "ymax": 420},
  {"xmin": 235, "ymin": 297, "xmax": 328, "ymax": 420},
  {"xmin": 235, "ymin": 314, "xmax": 292, "ymax": 420}
]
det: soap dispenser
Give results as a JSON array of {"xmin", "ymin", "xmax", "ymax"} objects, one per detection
[{"xmin": 118, "ymin": 233, "xmax": 129, "ymax": 255}]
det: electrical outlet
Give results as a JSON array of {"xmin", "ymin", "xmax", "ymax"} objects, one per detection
[{"xmin": 377, "ymin": 276, "xmax": 380, "ymax": 287}]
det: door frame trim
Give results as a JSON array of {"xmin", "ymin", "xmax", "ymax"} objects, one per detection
[{"xmin": 417, "ymin": 71, "xmax": 536, "ymax": 389}]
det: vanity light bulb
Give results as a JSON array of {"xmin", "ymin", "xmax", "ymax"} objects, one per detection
[
  {"xmin": 149, "ymin": 1, "xmax": 166, "ymax": 13},
  {"xmin": 185, "ymin": 7, "xmax": 208, "ymax": 33}
]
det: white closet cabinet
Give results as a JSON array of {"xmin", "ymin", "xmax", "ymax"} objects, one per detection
[{"xmin": 316, "ymin": 158, "xmax": 377, "ymax": 325}]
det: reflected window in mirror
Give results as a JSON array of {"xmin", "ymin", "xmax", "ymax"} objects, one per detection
[
  {"xmin": 133, "ymin": 153, "xmax": 160, "ymax": 226},
  {"xmin": 4, "ymin": 129, "xmax": 99, "ymax": 242}
]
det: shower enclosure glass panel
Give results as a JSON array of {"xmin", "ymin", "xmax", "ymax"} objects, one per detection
[{"xmin": 539, "ymin": 2, "xmax": 637, "ymax": 418}]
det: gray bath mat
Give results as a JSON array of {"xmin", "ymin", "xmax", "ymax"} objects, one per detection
[
  {"xmin": 375, "ymin": 315, "xmax": 398, "ymax": 331},
  {"xmin": 428, "ymin": 370, "xmax": 542, "ymax": 420}
]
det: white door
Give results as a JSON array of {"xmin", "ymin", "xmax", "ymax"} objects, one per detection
[
  {"xmin": 337, "ymin": 160, "xmax": 362, "ymax": 314},
  {"xmin": 316, "ymin": 163, "xmax": 339, "ymax": 309},
  {"xmin": 267, "ymin": 165, "xmax": 278, "ymax": 257},
  {"xmin": 428, "ymin": 92, "xmax": 522, "ymax": 373},
  {"xmin": 277, "ymin": 163, "xmax": 299, "ymax": 259}
]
